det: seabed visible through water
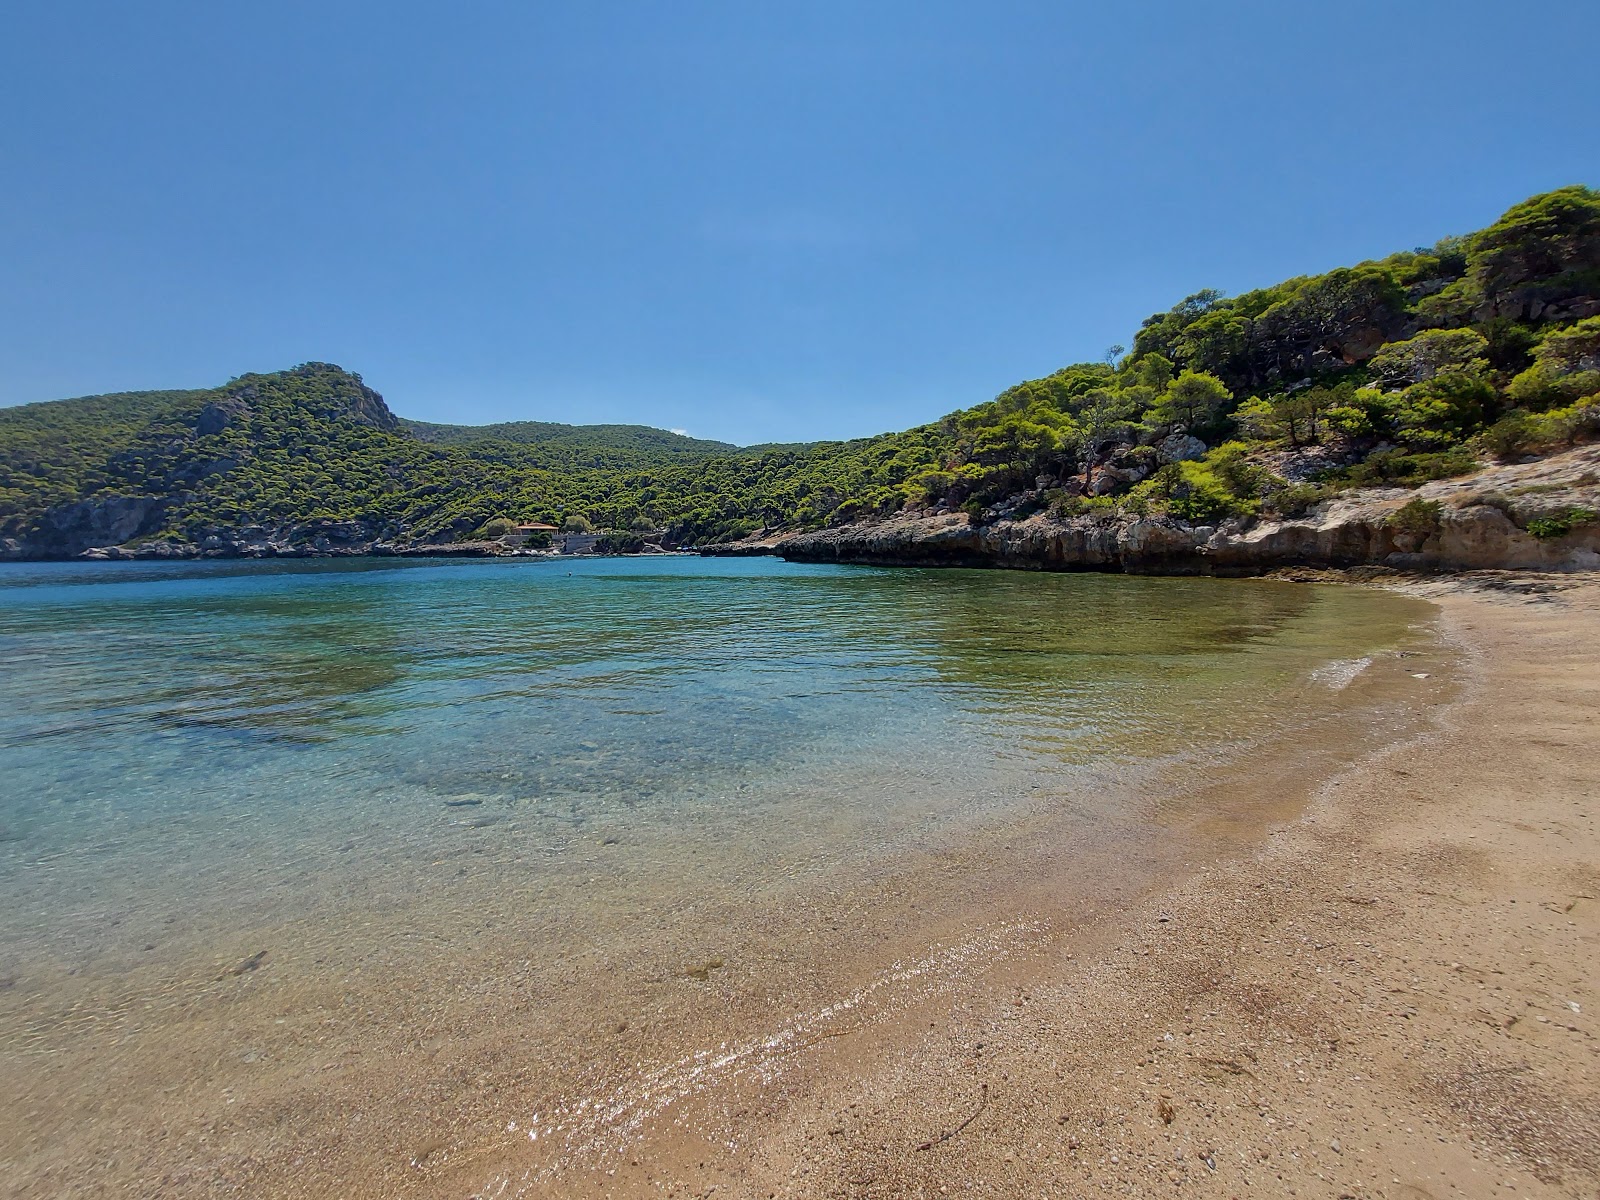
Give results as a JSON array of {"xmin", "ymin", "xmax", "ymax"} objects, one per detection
[{"xmin": 0, "ymin": 555, "xmax": 1443, "ymax": 1194}]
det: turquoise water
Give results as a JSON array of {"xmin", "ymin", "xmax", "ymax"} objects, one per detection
[
  {"xmin": 0, "ymin": 556, "xmax": 1437, "ymax": 1195},
  {"xmin": 0, "ymin": 553, "xmax": 1429, "ymax": 974}
]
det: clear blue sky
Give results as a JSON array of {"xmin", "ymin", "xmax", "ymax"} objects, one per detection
[{"xmin": 3, "ymin": 1, "xmax": 1596, "ymax": 444}]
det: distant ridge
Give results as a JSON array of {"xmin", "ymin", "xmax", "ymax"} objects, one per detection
[{"xmin": 402, "ymin": 418, "xmax": 738, "ymax": 456}]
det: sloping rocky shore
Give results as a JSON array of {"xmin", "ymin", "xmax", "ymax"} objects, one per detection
[{"xmin": 715, "ymin": 444, "xmax": 1600, "ymax": 576}]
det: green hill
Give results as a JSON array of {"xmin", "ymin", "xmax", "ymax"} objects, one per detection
[
  {"xmin": 0, "ymin": 363, "xmax": 918, "ymax": 553},
  {"xmin": 402, "ymin": 418, "xmax": 737, "ymax": 459},
  {"xmin": 2, "ymin": 186, "xmax": 1597, "ymax": 560}
]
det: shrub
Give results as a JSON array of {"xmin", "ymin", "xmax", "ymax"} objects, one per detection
[
  {"xmin": 1120, "ymin": 491, "xmax": 1152, "ymax": 517},
  {"xmin": 1391, "ymin": 372, "xmax": 1498, "ymax": 448},
  {"xmin": 1525, "ymin": 508, "xmax": 1597, "ymax": 540},
  {"xmin": 1263, "ymin": 482, "xmax": 1330, "ymax": 518},
  {"xmin": 1387, "ymin": 497, "xmax": 1443, "ymax": 537},
  {"xmin": 1132, "ymin": 461, "xmax": 1250, "ymax": 523},
  {"xmin": 1507, "ymin": 361, "xmax": 1600, "ymax": 410},
  {"xmin": 1480, "ymin": 401, "xmax": 1600, "ymax": 459},
  {"xmin": 594, "ymin": 533, "xmax": 646, "ymax": 553},
  {"xmin": 1479, "ymin": 412, "xmax": 1539, "ymax": 460},
  {"xmin": 1335, "ymin": 447, "xmax": 1479, "ymax": 487},
  {"xmin": 1056, "ymin": 492, "xmax": 1118, "ymax": 518},
  {"xmin": 1206, "ymin": 441, "xmax": 1277, "ymax": 497},
  {"xmin": 909, "ymin": 468, "xmax": 956, "ymax": 503},
  {"xmin": 1368, "ymin": 329, "xmax": 1489, "ymax": 389},
  {"xmin": 1325, "ymin": 400, "xmax": 1381, "ymax": 438},
  {"xmin": 1531, "ymin": 315, "xmax": 1600, "ymax": 374},
  {"xmin": 1538, "ymin": 399, "xmax": 1600, "ymax": 445},
  {"xmin": 1477, "ymin": 317, "xmax": 1540, "ymax": 375}
]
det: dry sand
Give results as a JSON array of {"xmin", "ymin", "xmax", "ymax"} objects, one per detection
[{"xmin": 467, "ymin": 573, "xmax": 1600, "ymax": 1200}]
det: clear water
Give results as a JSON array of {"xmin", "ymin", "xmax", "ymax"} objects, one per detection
[{"xmin": 0, "ymin": 556, "xmax": 1438, "ymax": 1194}]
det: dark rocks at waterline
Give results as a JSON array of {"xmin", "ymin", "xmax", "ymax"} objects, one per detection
[
  {"xmin": 19, "ymin": 535, "xmax": 512, "ymax": 562},
  {"xmin": 1, "ymin": 530, "xmax": 609, "ymax": 561},
  {"xmin": 698, "ymin": 535, "xmax": 788, "ymax": 558},
  {"xmin": 376, "ymin": 542, "xmax": 509, "ymax": 558}
]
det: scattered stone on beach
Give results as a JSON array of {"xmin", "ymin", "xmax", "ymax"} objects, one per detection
[
  {"xmin": 220, "ymin": 950, "xmax": 268, "ymax": 978},
  {"xmin": 408, "ymin": 1138, "xmax": 447, "ymax": 1170}
]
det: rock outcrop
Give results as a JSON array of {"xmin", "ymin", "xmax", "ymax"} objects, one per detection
[
  {"xmin": 41, "ymin": 494, "xmax": 167, "ymax": 546},
  {"xmin": 720, "ymin": 445, "xmax": 1600, "ymax": 576}
]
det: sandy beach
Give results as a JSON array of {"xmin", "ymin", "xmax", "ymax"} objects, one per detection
[
  {"xmin": 6, "ymin": 571, "xmax": 1596, "ymax": 1199},
  {"xmin": 457, "ymin": 572, "xmax": 1600, "ymax": 1200}
]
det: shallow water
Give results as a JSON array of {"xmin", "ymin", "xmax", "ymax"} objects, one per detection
[{"xmin": 0, "ymin": 556, "xmax": 1437, "ymax": 1194}]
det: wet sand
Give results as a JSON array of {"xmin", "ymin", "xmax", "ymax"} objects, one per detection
[{"xmin": 457, "ymin": 573, "xmax": 1600, "ymax": 1199}]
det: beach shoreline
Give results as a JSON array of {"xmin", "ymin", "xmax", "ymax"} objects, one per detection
[
  {"xmin": 457, "ymin": 571, "xmax": 1600, "ymax": 1199},
  {"xmin": 4, "ymin": 570, "xmax": 1596, "ymax": 1199}
]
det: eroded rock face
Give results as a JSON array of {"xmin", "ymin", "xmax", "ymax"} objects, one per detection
[
  {"xmin": 196, "ymin": 397, "xmax": 252, "ymax": 436},
  {"xmin": 343, "ymin": 382, "xmax": 400, "ymax": 432},
  {"xmin": 43, "ymin": 495, "xmax": 165, "ymax": 543},
  {"xmin": 1155, "ymin": 433, "xmax": 1208, "ymax": 464},
  {"xmin": 765, "ymin": 445, "xmax": 1600, "ymax": 577},
  {"xmin": 1090, "ymin": 466, "xmax": 1144, "ymax": 495},
  {"xmin": 8, "ymin": 495, "xmax": 171, "ymax": 557}
]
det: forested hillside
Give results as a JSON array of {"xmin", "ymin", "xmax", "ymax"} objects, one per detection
[
  {"xmin": 2, "ymin": 187, "xmax": 1597, "ymax": 560},
  {"xmin": 402, "ymin": 418, "xmax": 736, "ymax": 459},
  {"xmin": 885, "ymin": 184, "xmax": 1600, "ymax": 527},
  {"xmin": 0, "ymin": 363, "xmax": 933, "ymax": 552}
]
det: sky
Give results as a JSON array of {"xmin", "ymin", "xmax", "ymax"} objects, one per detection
[{"xmin": 2, "ymin": 2, "xmax": 1597, "ymax": 445}]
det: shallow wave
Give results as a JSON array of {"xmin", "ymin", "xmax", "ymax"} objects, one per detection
[
  {"xmin": 483, "ymin": 918, "xmax": 1046, "ymax": 1193},
  {"xmin": 1310, "ymin": 656, "xmax": 1373, "ymax": 689}
]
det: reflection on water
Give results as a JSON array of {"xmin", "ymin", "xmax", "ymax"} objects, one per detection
[{"xmin": 0, "ymin": 555, "xmax": 1438, "ymax": 1195}]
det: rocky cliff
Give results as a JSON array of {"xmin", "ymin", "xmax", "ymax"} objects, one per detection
[{"xmin": 730, "ymin": 445, "xmax": 1600, "ymax": 576}]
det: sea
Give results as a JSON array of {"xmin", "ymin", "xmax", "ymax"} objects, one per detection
[{"xmin": 0, "ymin": 555, "xmax": 1444, "ymax": 1196}]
